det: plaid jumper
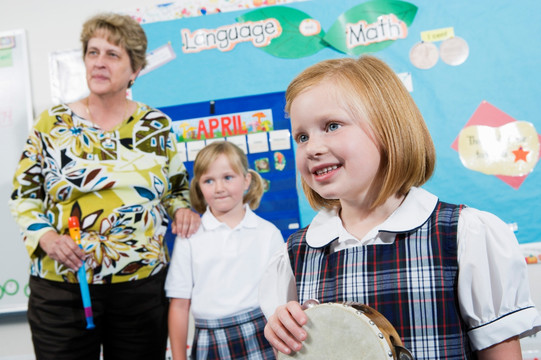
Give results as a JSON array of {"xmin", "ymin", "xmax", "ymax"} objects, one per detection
[
  {"xmin": 191, "ymin": 308, "xmax": 275, "ymax": 360},
  {"xmin": 288, "ymin": 201, "xmax": 474, "ymax": 360}
]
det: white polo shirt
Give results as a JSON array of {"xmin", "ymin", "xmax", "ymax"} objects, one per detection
[{"xmin": 166, "ymin": 204, "xmax": 284, "ymax": 320}]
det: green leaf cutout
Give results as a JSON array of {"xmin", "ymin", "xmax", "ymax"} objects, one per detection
[
  {"xmin": 323, "ymin": 0, "xmax": 418, "ymax": 55},
  {"xmin": 237, "ymin": 6, "xmax": 327, "ymax": 59}
]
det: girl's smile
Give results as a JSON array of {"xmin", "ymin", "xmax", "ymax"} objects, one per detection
[{"xmin": 311, "ymin": 163, "xmax": 342, "ymax": 180}]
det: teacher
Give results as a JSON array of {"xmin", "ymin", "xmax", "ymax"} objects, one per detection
[{"xmin": 9, "ymin": 12, "xmax": 200, "ymax": 360}]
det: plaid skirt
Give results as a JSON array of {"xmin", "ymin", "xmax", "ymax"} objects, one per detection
[{"xmin": 191, "ymin": 308, "xmax": 275, "ymax": 360}]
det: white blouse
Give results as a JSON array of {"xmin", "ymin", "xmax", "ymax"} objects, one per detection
[{"xmin": 259, "ymin": 187, "xmax": 541, "ymax": 351}]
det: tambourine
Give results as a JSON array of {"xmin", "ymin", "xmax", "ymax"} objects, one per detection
[{"xmin": 277, "ymin": 301, "xmax": 414, "ymax": 360}]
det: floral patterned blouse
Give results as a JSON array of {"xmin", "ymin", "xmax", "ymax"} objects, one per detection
[{"xmin": 9, "ymin": 102, "xmax": 191, "ymax": 284}]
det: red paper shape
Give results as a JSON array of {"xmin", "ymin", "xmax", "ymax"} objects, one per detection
[{"xmin": 451, "ymin": 101, "xmax": 541, "ymax": 189}]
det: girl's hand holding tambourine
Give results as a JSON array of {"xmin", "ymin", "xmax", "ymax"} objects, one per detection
[{"xmin": 264, "ymin": 301, "xmax": 308, "ymax": 355}]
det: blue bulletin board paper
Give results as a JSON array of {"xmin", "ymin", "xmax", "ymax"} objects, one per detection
[{"xmin": 133, "ymin": 0, "xmax": 541, "ymax": 244}]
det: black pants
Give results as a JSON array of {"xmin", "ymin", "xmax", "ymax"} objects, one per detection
[{"xmin": 27, "ymin": 269, "xmax": 168, "ymax": 360}]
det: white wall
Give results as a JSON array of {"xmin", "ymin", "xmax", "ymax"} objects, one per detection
[{"xmin": 0, "ymin": 0, "xmax": 169, "ymax": 118}]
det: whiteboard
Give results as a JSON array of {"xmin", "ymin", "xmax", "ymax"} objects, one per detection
[{"xmin": 0, "ymin": 29, "xmax": 34, "ymax": 314}]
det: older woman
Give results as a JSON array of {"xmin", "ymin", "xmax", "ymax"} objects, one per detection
[{"xmin": 9, "ymin": 13, "xmax": 200, "ymax": 360}]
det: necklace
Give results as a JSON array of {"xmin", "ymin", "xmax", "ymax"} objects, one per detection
[
  {"xmin": 84, "ymin": 97, "xmax": 129, "ymax": 130},
  {"xmin": 85, "ymin": 97, "xmax": 129, "ymax": 146}
]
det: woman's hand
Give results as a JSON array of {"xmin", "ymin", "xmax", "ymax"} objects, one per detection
[
  {"xmin": 39, "ymin": 230, "xmax": 85, "ymax": 271},
  {"xmin": 172, "ymin": 208, "xmax": 201, "ymax": 238},
  {"xmin": 264, "ymin": 301, "xmax": 308, "ymax": 355}
]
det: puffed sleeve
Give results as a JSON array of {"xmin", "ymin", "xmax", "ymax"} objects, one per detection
[
  {"xmin": 162, "ymin": 121, "xmax": 191, "ymax": 218},
  {"xmin": 457, "ymin": 207, "xmax": 541, "ymax": 350},
  {"xmin": 9, "ymin": 119, "xmax": 56, "ymax": 256},
  {"xmin": 259, "ymin": 242, "xmax": 298, "ymax": 319}
]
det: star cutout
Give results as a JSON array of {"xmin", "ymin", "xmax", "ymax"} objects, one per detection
[{"xmin": 512, "ymin": 146, "xmax": 529, "ymax": 162}]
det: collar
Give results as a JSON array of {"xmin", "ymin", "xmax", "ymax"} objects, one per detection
[
  {"xmin": 201, "ymin": 204, "xmax": 259, "ymax": 230},
  {"xmin": 306, "ymin": 187, "xmax": 438, "ymax": 248}
]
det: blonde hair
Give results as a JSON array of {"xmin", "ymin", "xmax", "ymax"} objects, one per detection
[
  {"xmin": 286, "ymin": 55, "xmax": 435, "ymax": 210},
  {"xmin": 80, "ymin": 12, "xmax": 148, "ymax": 72},
  {"xmin": 189, "ymin": 141, "xmax": 265, "ymax": 214}
]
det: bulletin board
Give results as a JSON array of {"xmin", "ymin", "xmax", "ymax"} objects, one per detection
[
  {"xmin": 133, "ymin": 0, "xmax": 541, "ymax": 245},
  {"xmin": 0, "ymin": 29, "xmax": 33, "ymax": 314},
  {"xmin": 160, "ymin": 91, "xmax": 301, "ymax": 242}
]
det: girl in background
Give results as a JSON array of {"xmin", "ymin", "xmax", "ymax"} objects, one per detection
[
  {"xmin": 260, "ymin": 55, "xmax": 540, "ymax": 359},
  {"xmin": 166, "ymin": 141, "xmax": 284, "ymax": 360}
]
